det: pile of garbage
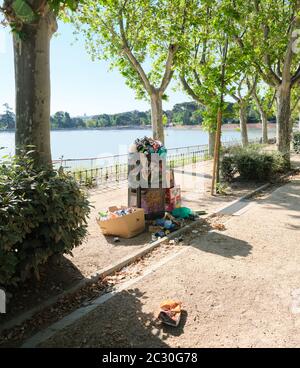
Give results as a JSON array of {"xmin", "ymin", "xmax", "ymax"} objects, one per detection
[
  {"xmin": 148, "ymin": 207, "xmax": 207, "ymax": 242},
  {"xmin": 129, "ymin": 136, "xmax": 167, "ymax": 158},
  {"xmin": 149, "ymin": 213, "xmax": 181, "ymax": 241},
  {"xmin": 98, "ymin": 207, "xmax": 136, "ymax": 221}
]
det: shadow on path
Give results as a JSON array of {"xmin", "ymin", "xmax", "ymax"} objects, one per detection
[
  {"xmin": 40, "ymin": 288, "xmax": 177, "ymax": 348},
  {"xmin": 190, "ymin": 231, "xmax": 252, "ymax": 259}
]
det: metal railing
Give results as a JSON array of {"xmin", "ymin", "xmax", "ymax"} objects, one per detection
[
  {"xmin": 52, "ymin": 144, "xmax": 212, "ymax": 170},
  {"xmin": 54, "ymin": 138, "xmax": 262, "ymax": 188}
]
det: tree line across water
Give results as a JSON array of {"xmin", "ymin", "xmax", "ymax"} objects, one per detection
[{"xmin": 0, "ymin": 101, "xmax": 276, "ymax": 131}]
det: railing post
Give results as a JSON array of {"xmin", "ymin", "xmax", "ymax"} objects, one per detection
[
  {"xmin": 105, "ymin": 167, "xmax": 109, "ymax": 184},
  {"xmin": 116, "ymin": 164, "xmax": 119, "ymax": 183},
  {"xmin": 100, "ymin": 168, "xmax": 103, "ymax": 185}
]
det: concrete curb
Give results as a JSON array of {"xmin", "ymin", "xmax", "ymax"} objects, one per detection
[
  {"xmin": 21, "ymin": 247, "xmax": 189, "ymax": 348},
  {"xmin": 1, "ymin": 171, "xmax": 296, "ymax": 334}
]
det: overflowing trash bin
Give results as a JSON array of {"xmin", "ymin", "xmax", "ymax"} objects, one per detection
[
  {"xmin": 96, "ymin": 137, "xmax": 207, "ymax": 240},
  {"xmin": 128, "ymin": 137, "xmax": 167, "ymax": 220}
]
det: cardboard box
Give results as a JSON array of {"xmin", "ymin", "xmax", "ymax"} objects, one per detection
[
  {"xmin": 140, "ymin": 189, "xmax": 165, "ymax": 215},
  {"xmin": 97, "ymin": 206, "xmax": 145, "ymax": 239},
  {"xmin": 165, "ymin": 186, "xmax": 181, "ymax": 212},
  {"xmin": 128, "ymin": 188, "xmax": 165, "ymax": 220}
]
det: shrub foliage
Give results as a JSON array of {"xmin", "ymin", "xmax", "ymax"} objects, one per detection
[
  {"xmin": 0, "ymin": 153, "xmax": 91, "ymax": 287},
  {"xmin": 221, "ymin": 145, "xmax": 288, "ymax": 182},
  {"xmin": 293, "ymin": 132, "xmax": 300, "ymax": 154}
]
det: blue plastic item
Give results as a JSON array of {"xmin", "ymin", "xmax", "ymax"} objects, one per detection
[{"xmin": 155, "ymin": 218, "xmax": 166, "ymax": 227}]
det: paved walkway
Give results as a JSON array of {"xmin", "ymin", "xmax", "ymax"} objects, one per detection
[{"xmin": 34, "ymin": 174, "xmax": 300, "ymax": 348}]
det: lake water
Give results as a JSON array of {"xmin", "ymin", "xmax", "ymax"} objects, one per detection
[{"xmin": 0, "ymin": 127, "xmax": 276, "ymax": 160}]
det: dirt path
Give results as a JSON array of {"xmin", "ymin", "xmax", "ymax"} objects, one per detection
[
  {"xmin": 34, "ymin": 176, "xmax": 300, "ymax": 348},
  {"xmin": 70, "ymin": 159, "xmax": 263, "ymax": 277},
  {"xmin": 3, "ymin": 158, "xmax": 262, "ymax": 323},
  {"xmin": 3, "ymin": 151, "xmax": 299, "ymax": 337}
]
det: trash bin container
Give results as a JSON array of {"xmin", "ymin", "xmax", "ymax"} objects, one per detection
[{"xmin": 128, "ymin": 138, "xmax": 167, "ymax": 220}]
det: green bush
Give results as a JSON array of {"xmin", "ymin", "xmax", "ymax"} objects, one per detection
[
  {"xmin": 221, "ymin": 155, "xmax": 237, "ymax": 182},
  {"xmin": 271, "ymin": 151, "xmax": 290, "ymax": 173},
  {"xmin": 0, "ymin": 153, "xmax": 91, "ymax": 287},
  {"xmin": 221, "ymin": 145, "xmax": 288, "ymax": 182},
  {"xmin": 293, "ymin": 132, "xmax": 300, "ymax": 153},
  {"xmin": 235, "ymin": 151, "xmax": 274, "ymax": 181}
]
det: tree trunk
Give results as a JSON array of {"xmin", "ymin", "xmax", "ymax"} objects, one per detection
[
  {"xmin": 239, "ymin": 101, "xmax": 248, "ymax": 146},
  {"xmin": 13, "ymin": 11, "xmax": 57, "ymax": 166},
  {"xmin": 208, "ymin": 131, "xmax": 215, "ymax": 156},
  {"xmin": 261, "ymin": 111, "xmax": 268, "ymax": 144},
  {"xmin": 252, "ymin": 90, "xmax": 268, "ymax": 143},
  {"xmin": 276, "ymin": 83, "xmax": 291, "ymax": 163},
  {"xmin": 150, "ymin": 92, "xmax": 165, "ymax": 144}
]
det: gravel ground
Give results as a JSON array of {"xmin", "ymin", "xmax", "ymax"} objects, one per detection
[
  {"xmin": 37, "ymin": 176, "xmax": 300, "ymax": 348},
  {"xmin": 69, "ymin": 160, "xmax": 263, "ymax": 277},
  {"xmin": 2, "ymin": 159, "xmax": 262, "ymax": 323}
]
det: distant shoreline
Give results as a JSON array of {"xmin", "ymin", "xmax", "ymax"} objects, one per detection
[
  {"xmin": 0, "ymin": 123, "xmax": 276, "ymax": 133},
  {"xmin": 169, "ymin": 123, "xmax": 276, "ymax": 130}
]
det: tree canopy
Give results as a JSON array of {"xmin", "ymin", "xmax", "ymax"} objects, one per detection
[{"xmin": 69, "ymin": 0, "xmax": 198, "ymax": 142}]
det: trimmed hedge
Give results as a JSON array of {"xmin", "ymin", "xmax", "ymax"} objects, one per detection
[
  {"xmin": 236, "ymin": 151, "xmax": 274, "ymax": 181},
  {"xmin": 221, "ymin": 145, "xmax": 288, "ymax": 182},
  {"xmin": 0, "ymin": 153, "xmax": 91, "ymax": 287}
]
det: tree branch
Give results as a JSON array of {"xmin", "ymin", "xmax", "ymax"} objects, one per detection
[
  {"xmin": 180, "ymin": 74, "xmax": 205, "ymax": 106},
  {"xmin": 159, "ymin": 44, "xmax": 179, "ymax": 93},
  {"xmin": 246, "ymin": 75, "xmax": 258, "ymax": 98},
  {"xmin": 228, "ymin": 90, "xmax": 240, "ymax": 102},
  {"xmin": 192, "ymin": 69, "xmax": 202, "ymax": 88},
  {"xmin": 118, "ymin": 13, "xmax": 152, "ymax": 93}
]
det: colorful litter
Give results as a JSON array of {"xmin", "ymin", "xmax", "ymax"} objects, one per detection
[
  {"xmin": 131, "ymin": 136, "xmax": 167, "ymax": 157},
  {"xmin": 165, "ymin": 185, "xmax": 181, "ymax": 212},
  {"xmin": 148, "ymin": 212, "xmax": 183, "ymax": 241},
  {"xmin": 98, "ymin": 207, "xmax": 136, "ymax": 221},
  {"xmin": 158, "ymin": 300, "xmax": 182, "ymax": 327}
]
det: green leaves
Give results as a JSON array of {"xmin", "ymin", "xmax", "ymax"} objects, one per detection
[
  {"xmin": 0, "ymin": 152, "xmax": 91, "ymax": 287},
  {"xmin": 2, "ymin": 0, "xmax": 81, "ymax": 30},
  {"xmin": 69, "ymin": 0, "xmax": 197, "ymax": 100},
  {"xmin": 230, "ymin": 0, "xmax": 300, "ymax": 85},
  {"xmin": 46, "ymin": 0, "xmax": 81, "ymax": 14},
  {"xmin": 11, "ymin": 0, "xmax": 36, "ymax": 22},
  {"xmin": 178, "ymin": 0, "xmax": 237, "ymax": 131}
]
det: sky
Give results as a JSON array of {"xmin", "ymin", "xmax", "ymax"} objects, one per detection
[{"xmin": 0, "ymin": 22, "xmax": 189, "ymax": 117}]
